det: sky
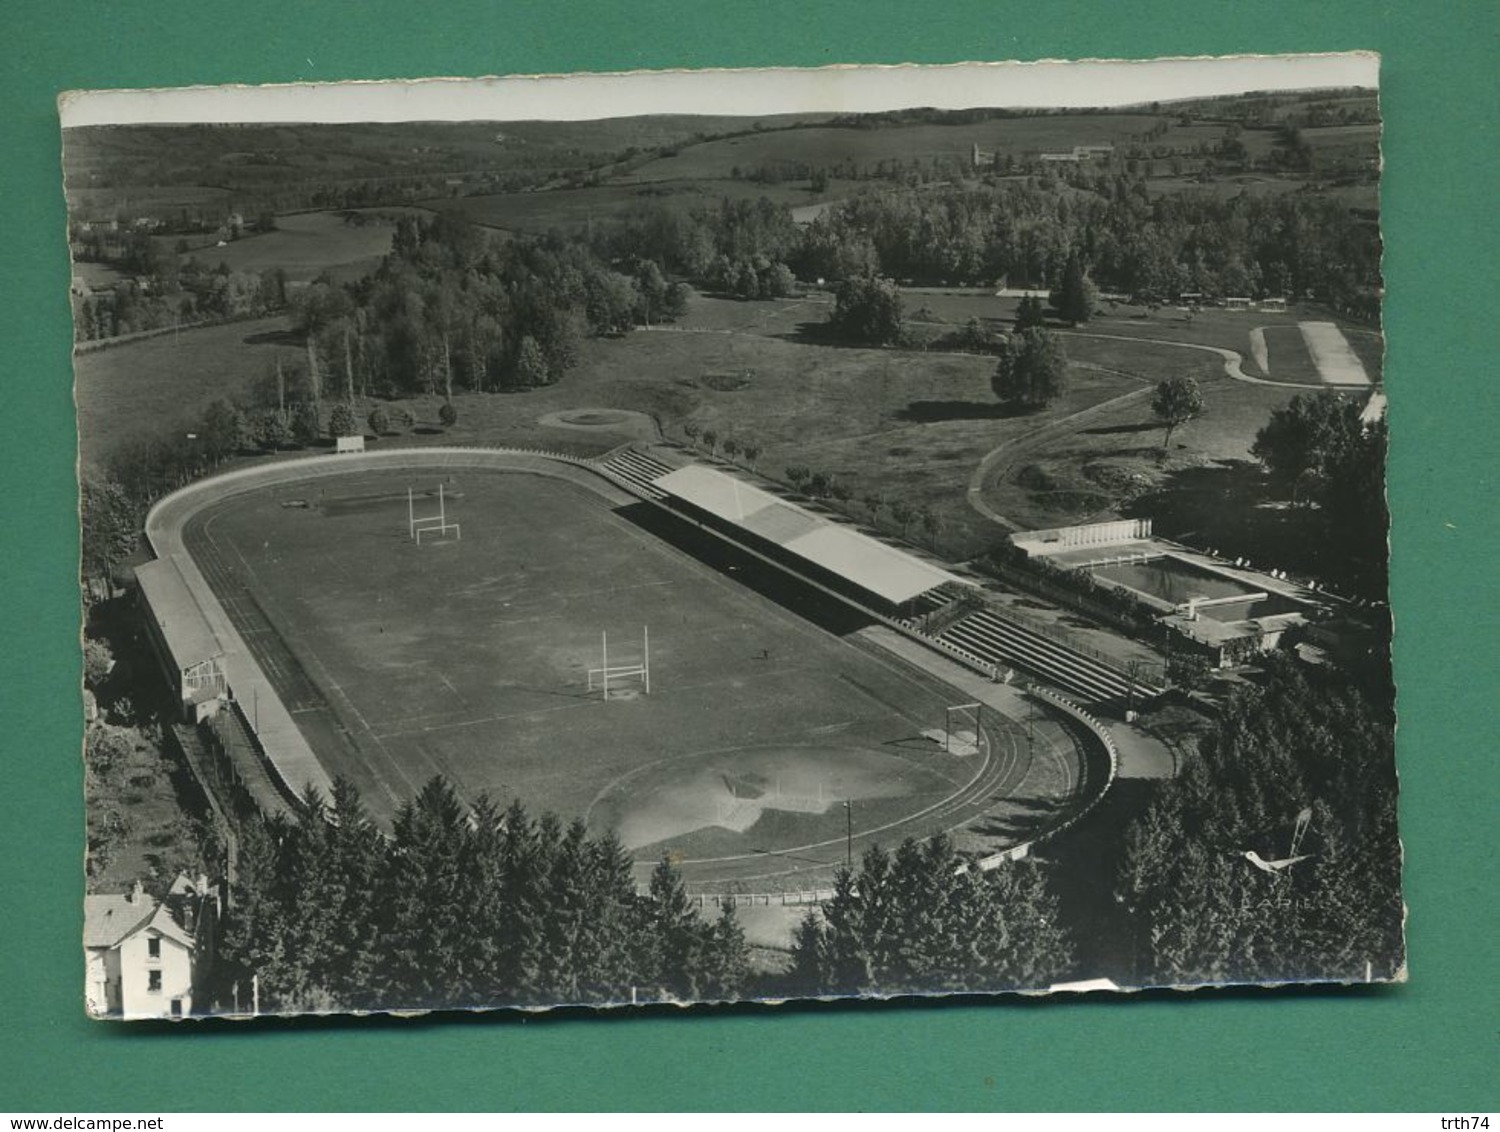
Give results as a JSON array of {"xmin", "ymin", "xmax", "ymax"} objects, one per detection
[{"xmin": 58, "ymin": 53, "xmax": 1378, "ymax": 127}]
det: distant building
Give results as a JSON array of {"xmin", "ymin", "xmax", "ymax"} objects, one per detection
[
  {"xmin": 1260, "ymin": 296, "xmax": 1288, "ymax": 313},
  {"xmin": 1038, "ymin": 144, "xmax": 1115, "ymax": 164},
  {"xmin": 1224, "ymin": 296, "xmax": 1253, "ymax": 310},
  {"xmin": 84, "ymin": 875, "xmax": 219, "ymax": 1020}
]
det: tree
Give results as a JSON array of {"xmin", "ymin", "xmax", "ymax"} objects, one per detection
[
  {"xmin": 327, "ymin": 402, "xmax": 358, "ymax": 439},
  {"xmin": 80, "ymin": 474, "xmax": 138, "ymax": 586},
  {"xmin": 1320, "ymin": 419, "xmax": 1389, "ymax": 592},
  {"xmin": 702, "ymin": 904, "xmax": 751, "ymax": 1001},
  {"xmin": 641, "ymin": 855, "xmax": 709, "ymax": 1001},
  {"xmin": 1117, "ymin": 658, "xmax": 1401, "ymax": 986},
  {"xmin": 83, "ymin": 636, "xmax": 115, "ymax": 688},
  {"xmin": 1050, "ymin": 252, "xmax": 1097, "ymax": 325},
  {"xmin": 438, "ymin": 401, "xmax": 458, "ymax": 429},
  {"xmin": 200, "ymin": 399, "xmax": 247, "ymax": 464},
  {"xmin": 1151, "ymin": 376, "xmax": 1205, "ymax": 454},
  {"xmin": 252, "ymin": 408, "xmax": 292, "ymax": 452},
  {"xmin": 367, "ymin": 406, "xmax": 390, "ymax": 437},
  {"xmin": 291, "ymin": 401, "xmax": 322, "ymax": 447},
  {"xmin": 761, "ymin": 262, "xmax": 797, "ymax": 300},
  {"xmin": 890, "ymin": 500, "xmax": 916, "ymax": 537},
  {"xmin": 1014, "ymin": 294, "xmax": 1046, "ymax": 330},
  {"xmin": 1250, "ymin": 392, "xmax": 1363, "ymax": 494},
  {"xmin": 513, "ymin": 335, "xmax": 549, "ymax": 389},
  {"xmin": 828, "ymin": 275, "xmax": 904, "ymax": 345},
  {"xmin": 789, "ymin": 837, "xmax": 1074, "ymax": 996},
  {"xmin": 991, "ymin": 327, "xmax": 1068, "ymax": 410},
  {"xmin": 918, "ymin": 505, "xmax": 939, "ymax": 546}
]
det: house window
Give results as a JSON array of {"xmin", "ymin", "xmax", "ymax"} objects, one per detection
[
  {"xmin": 170, "ymin": 998, "xmax": 183, "ymax": 1017},
  {"xmin": 148, "ymin": 970, "xmax": 162, "ymax": 993},
  {"xmin": 147, "ymin": 937, "xmax": 161, "ymax": 960}
]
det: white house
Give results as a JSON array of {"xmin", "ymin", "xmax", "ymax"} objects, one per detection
[{"xmin": 84, "ymin": 875, "xmax": 218, "ymax": 1020}]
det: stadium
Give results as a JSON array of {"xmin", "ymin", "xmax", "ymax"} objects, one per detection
[{"xmin": 137, "ymin": 444, "xmax": 1124, "ymax": 892}]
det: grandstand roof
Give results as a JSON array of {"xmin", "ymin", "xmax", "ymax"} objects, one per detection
[
  {"xmin": 135, "ymin": 557, "xmax": 222, "ymax": 673},
  {"xmin": 653, "ymin": 465, "xmax": 967, "ymax": 606},
  {"xmin": 655, "ymin": 464, "xmax": 780, "ymax": 523}
]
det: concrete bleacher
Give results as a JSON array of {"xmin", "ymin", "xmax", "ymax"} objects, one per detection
[
  {"xmin": 937, "ymin": 606, "xmax": 1160, "ymax": 708},
  {"xmin": 597, "ymin": 448, "xmax": 676, "ymax": 499}
]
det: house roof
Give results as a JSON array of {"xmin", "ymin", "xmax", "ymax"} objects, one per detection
[
  {"xmin": 654, "ymin": 464, "xmax": 967, "ymax": 606},
  {"xmin": 135, "ymin": 557, "xmax": 222, "ymax": 674},
  {"xmin": 83, "ymin": 894, "xmax": 156, "ymax": 950},
  {"xmin": 84, "ymin": 881, "xmax": 197, "ymax": 952}
]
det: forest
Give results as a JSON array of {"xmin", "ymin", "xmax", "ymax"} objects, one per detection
[
  {"xmin": 215, "ymin": 777, "xmax": 751, "ymax": 1012},
  {"xmin": 1117, "ymin": 655, "xmax": 1401, "ymax": 986}
]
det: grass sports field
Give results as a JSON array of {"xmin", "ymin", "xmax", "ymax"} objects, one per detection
[{"xmin": 182, "ymin": 465, "xmax": 1076, "ymax": 888}]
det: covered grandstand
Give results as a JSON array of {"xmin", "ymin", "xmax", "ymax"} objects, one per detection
[
  {"xmin": 653, "ymin": 465, "xmax": 975, "ymax": 615},
  {"xmin": 134, "ymin": 557, "xmax": 225, "ymax": 722}
]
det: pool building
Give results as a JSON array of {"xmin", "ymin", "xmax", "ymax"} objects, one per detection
[{"xmin": 1010, "ymin": 520, "xmax": 1325, "ymax": 666}]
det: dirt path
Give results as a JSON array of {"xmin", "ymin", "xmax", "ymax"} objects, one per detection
[{"xmin": 966, "ymin": 377, "xmax": 1157, "ymax": 532}]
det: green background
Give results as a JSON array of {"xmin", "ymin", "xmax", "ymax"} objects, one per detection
[{"xmin": 3, "ymin": 0, "xmax": 1496, "ymax": 1112}]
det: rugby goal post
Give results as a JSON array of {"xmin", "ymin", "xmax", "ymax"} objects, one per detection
[
  {"xmin": 409, "ymin": 484, "xmax": 461, "ymax": 543},
  {"xmin": 587, "ymin": 627, "xmax": 651, "ymax": 701}
]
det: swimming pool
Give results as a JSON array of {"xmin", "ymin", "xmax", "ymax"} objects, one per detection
[{"xmin": 1088, "ymin": 556, "xmax": 1301, "ymax": 622}]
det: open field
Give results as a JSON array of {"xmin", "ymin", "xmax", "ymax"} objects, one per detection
[
  {"xmin": 64, "ymin": 116, "xmax": 845, "ymax": 218},
  {"xmin": 1261, "ymin": 324, "xmax": 1327, "ymax": 384},
  {"xmin": 81, "ymin": 283, "xmax": 1381, "ymax": 549},
  {"xmin": 166, "ymin": 210, "xmax": 409, "ymax": 282},
  {"xmin": 74, "ymin": 315, "xmax": 297, "ymax": 470},
  {"xmin": 181, "ymin": 466, "xmax": 1072, "ymax": 887},
  {"xmin": 1342, "ymin": 327, "xmax": 1385, "ymax": 382},
  {"xmin": 418, "ymin": 177, "xmax": 861, "ymax": 234},
  {"xmin": 611, "ymin": 114, "xmax": 1163, "ymax": 183},
  {"xmin": 981, "ymin": 367, "xmax": 1304, "ymax": 530}
]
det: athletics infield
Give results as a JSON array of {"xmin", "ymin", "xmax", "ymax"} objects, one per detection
[{"xmin": 178, "ymin": 458, "xmax": 1090, "ymax": 888}]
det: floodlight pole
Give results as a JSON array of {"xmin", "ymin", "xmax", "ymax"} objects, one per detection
[
  {"xmin": 643, "ymin": 624, "xmax": 650, "ymax": 694},
  {"xmin": 601, "ymin": 630, "xmax": 609, "ymax": 702},
  {"xmin": 844, "ymin": 800, "xmax": 852, "ymax": 869},
  {"xmin": 407, "ymin": 487, "xmax": 414, "ymax": 539}
]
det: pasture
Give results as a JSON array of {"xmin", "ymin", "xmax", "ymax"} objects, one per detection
[
  {"xmin": 419, "ymin": 177, "xmax": 860, "ymax": 234},
  {"xmin": 182, "ymin": 466, "xmax": 1065, "ymax": 887},
  {"xmin": 611, "ymin": 114, "xmax": 1164, "ymax": 183},
  {"xmin": 73, "ymin": 315, "xmax": 297, "ymax": 470},
  {"xmin": 169, "ymin": 210, "xmax": 410, "ymax": 282}
]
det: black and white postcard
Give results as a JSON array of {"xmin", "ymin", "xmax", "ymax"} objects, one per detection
[{"xmin": 66, "ymin": 55, "xmax": 1401, "ymax": 1019}]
